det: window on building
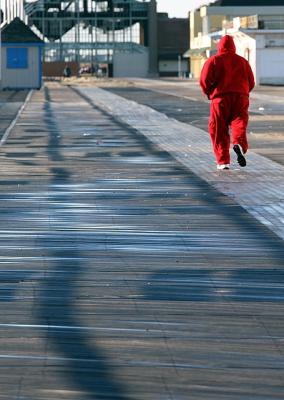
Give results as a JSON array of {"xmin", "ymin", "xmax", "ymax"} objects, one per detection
[{"xmin": 7, "ymin": 48, "xmax": 28, "ymax": 69}]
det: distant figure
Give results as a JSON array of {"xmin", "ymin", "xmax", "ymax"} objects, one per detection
[
  {"xmin": 199, "ymin": 35, "xmax": 255, "ymax": 170},
  {"xmin": 63, "ymin": 65, "xmax": 71, "ymax": 78}
]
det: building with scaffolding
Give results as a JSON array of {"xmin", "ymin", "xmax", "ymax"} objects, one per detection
[{"xmin": 0, "ymin": 0, "xmax": 158, "ymax": 77}]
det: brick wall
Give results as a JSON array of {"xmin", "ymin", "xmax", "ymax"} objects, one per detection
[{"xmin": 43, "ymin": 62, "xmax": 79, "ymax": 77}]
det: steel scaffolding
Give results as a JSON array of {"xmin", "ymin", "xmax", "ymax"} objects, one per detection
[{"xmin": 22, "ymin": 0, "xmax": 152, "ymax": 63}]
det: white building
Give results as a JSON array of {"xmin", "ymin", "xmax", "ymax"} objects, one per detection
[
  {"xmin": 186, "ymin": 0, "xmax": 284, "ymax": 82},
  {"xmin": 1, "ymin": 17, "xmax": 43, "ymax": 89},
  {"xmin": 225, "ymin": 16, "xmax": 284, "ymax": 85}
]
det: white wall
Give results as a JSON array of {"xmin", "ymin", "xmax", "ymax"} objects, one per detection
[
  {"xmin": 1, "ymin": 46, "xmax": 40, "ymax": 89},
  {"xmin": 232, "ymin": 30, "xmax": 284, "ymax": 85},
  {"xmin": 113, "ymin": 51, "xmax": 149, "ymax": 78},
  {"xmin": 233, "ymin": 32, "xmax": 257, "ymax": 82},
  {"xmin": 257, "ymin": 48, "xmax": 284, "ymax": 85}
]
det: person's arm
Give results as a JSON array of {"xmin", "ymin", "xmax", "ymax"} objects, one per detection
[{"xmin": 199, "ymin": 58, "xmax": 216, "ymax": 99}]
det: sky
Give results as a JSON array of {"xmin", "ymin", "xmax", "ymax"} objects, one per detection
[{"xmin": 156, "ymin": 0, "xmax": 212, "ymax": 18}]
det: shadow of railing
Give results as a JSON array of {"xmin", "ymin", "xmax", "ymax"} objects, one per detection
[{"xmin": 34, "ymin": 86, "xmax": 129, "ymax": 399}]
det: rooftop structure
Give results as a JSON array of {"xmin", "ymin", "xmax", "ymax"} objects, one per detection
[
  {"xmin": 187, "ymin": 0, "xmax": 284, "ymax": 79},
  {"xmin": 1, "ymin": 17, "xmax": 44, "ymax": 89},
  {"xmin": 1, "ymin": 16, "xmax": 42, "ymax": 43},
  {"xmin": 1, "ymin": 1, "xmax": 158, "ymax": 74}
]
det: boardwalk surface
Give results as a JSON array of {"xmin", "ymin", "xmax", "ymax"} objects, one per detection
[
  {"xmin": 0, "ymin": 90, "xmax": 29, "ymax": 136},
  {"xmin": 103, "ymin": 79, "xmax": 284, "ymax": 166},
  {"xmin": 0, "ymin": 82, "xmax": 283, "ymax": 399}
]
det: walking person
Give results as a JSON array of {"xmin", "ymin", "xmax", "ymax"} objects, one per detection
[
  {"xmin": 63, "ymin": 65, "xmax": 71, "ymax": 78},
  {"xmin": 199, "ymin": 35, "xmax": 255, "ymax": 170}
]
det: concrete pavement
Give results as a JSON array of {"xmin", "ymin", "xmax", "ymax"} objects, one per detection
[
  {"xmin": 0, "ymin": 81, "xmax": 283, "ymax": 399},
  {"xmin": 0, "ymin": 90, "xmax": 29, "ymax": 141},
  {"xmin": 103, "ymin": 78, "xmax": 284, "ymax": 166},
  {"xmin": 78, "ymin": 84, "xmax": 284, "ymax": 241}
]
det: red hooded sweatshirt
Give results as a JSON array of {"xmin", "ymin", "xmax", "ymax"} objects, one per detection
[{"xmin": 199, "ymin": 35, "xmax": 255, "ymax": 100}]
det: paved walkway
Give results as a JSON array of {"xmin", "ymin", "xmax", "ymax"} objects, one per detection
[
  {"xmin": 0, "ymin": 90, "xmax": 29, "ymax": 139},
  {"xmin": 0, "ymin": 82, "xmax": 283, "ymax": 399},
  {"xmin": 103, "ymin": 78, "xmax": 284, "ymax": 166},
  {"xmin": 79, "ymin": 86, "xmax": 284, "ymax": 241}
]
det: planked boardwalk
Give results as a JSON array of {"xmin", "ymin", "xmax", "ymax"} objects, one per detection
[
  {"xmin": 0, "ymin": 90, "xmax": 29, "ymax": 139},
  {"xmin": 0, "ymin": 82, "xmax": 283, "ymax": 399}
]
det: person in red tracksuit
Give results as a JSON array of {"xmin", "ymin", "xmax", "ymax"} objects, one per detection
[{"xmin": 199, "ymin": 35, "xmax": 255, "ymax": 170}]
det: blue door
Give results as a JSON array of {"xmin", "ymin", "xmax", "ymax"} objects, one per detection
[{"xmin": 7, "ymin": 47, "xmax": 28, "ymax": 69}]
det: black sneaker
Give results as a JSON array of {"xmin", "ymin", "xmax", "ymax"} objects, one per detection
[{"xmin": 233, "ymin": 144, "xmax": 246, "ymax": 167}]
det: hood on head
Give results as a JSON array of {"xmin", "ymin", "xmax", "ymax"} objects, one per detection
[{"xmin": 218, "ymin": 35, "xmax": 236, "ymax": 54}]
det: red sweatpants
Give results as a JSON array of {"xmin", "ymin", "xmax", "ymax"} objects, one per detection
[{"xmin": 208, "ymin": 93, "xmax": 249, "ymax": 165}]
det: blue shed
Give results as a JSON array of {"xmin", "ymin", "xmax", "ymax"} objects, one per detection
[{"xmin": 1, "ymin": 17, "xmax": 44, "ymax": 90}]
